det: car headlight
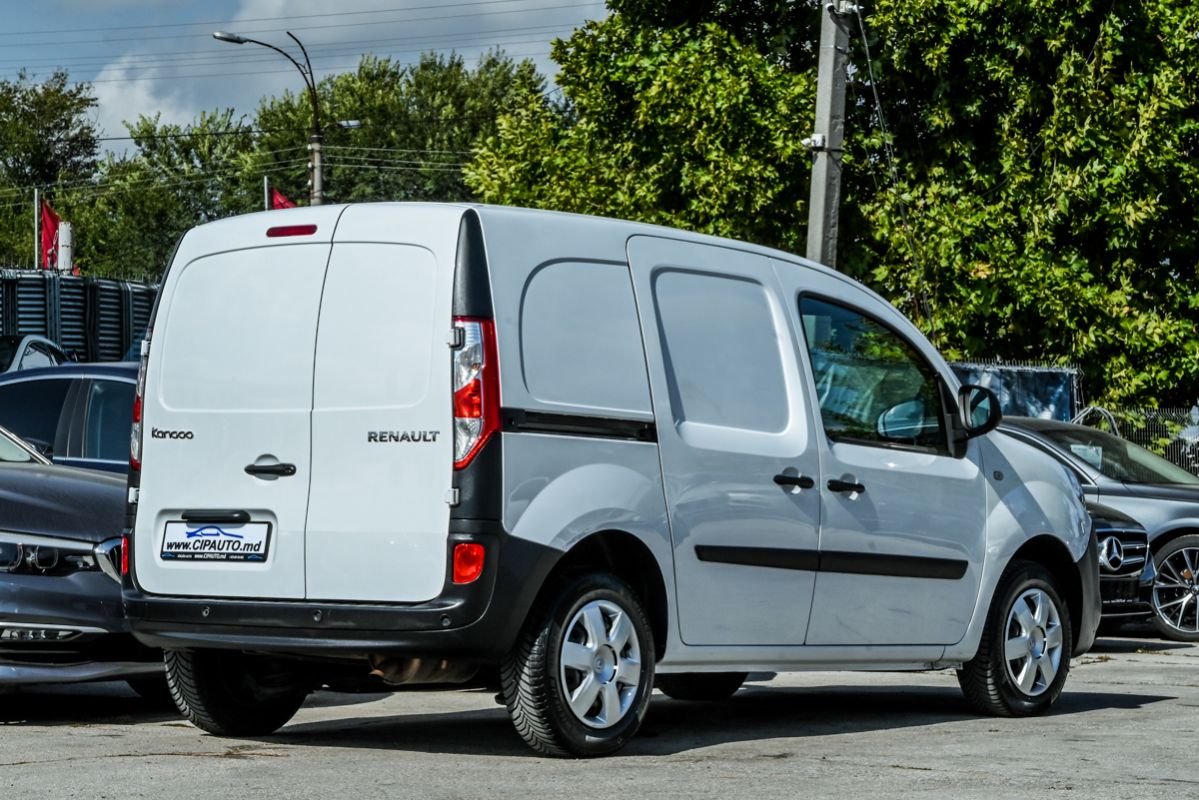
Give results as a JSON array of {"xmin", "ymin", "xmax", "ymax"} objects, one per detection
[{"xmin": 0, "ymin": 533, "xmax": 98, "ymax": 576}]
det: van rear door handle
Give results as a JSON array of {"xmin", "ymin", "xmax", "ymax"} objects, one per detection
[
  {"xmin": 827, "ymin": 479, "xmax": 866, "ymax": 494},
  {"xmin": 245, "ymin": 463, "xmax": 296, "ymax": 477},
  {"xmin": 181, "ymin": 509, "xmax": 251, "ymax": 524},
  {"xmin": 773, "ymin": 474, "xmax": 815, "ymax": 489}
]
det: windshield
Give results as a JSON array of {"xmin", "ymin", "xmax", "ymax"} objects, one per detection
[
  {"xmin": 0, "ymin": 426, "xmax": 39, "ymax": 464},
  {"xmin": 1041, "ymin": 425, "xmax": 1199, "ymax": 486}
]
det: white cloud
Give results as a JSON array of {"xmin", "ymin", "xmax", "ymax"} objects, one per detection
[{"xmin": 89, "ymin": 0, "xmax": 602, "ymax": 152}]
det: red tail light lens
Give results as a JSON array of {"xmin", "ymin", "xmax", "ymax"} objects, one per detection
[
  {"xmin": 266, "ymin": 224, "xmax": 317, "ymax": 238},
  {"xmin": 452, "ymin": 543, "xmax": 485, "ymax": 584},
  {"xmin": 451, "ymin": 318, "xmax": 499, "ymax": 469},
  {"xmin": 130, "ymin": 338, "xmax": 148, "ymax": 471},
  {"xmin": 120, "ymin": 535, "xmax": 129, "ymax": 576}
]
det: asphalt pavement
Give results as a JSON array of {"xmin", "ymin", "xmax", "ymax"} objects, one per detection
[{"xmin": 1, "ymin": 630, "xmax": 1194, "ymax": 799}]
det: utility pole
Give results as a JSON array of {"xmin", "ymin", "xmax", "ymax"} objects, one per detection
[
  {"xmin": 33, "ymin": 188, "xmax": 39, "ymax": 269},
  {"xmin": 309, "ymin": 133, "xmax": 323, "ymax": 206},
  {"xmin": 263, "ymin": 175, "xmax": 270, "ymax": 211},
  {"xmin": 805, "ymin": 2, "xmax": 852, "ymax": 269}
]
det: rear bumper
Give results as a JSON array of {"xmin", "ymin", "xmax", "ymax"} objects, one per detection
[
  {"xmin": 126, "ymin": 523, "xmax": 559, "ymax": 662},
  {"xmin": 1072, "ymin": 529, "xmax": 1101, "ymax": 656}
]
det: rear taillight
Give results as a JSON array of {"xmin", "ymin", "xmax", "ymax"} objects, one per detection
[
  {"xmin": 130, "ymin": 337, "xmax": 148, "ymax": 471},
  {"xmin": 120, "ymin": 535, "xmax": 129, "ymax": 577},
  {"xmin": 452, "ymin": 543, "xmax": 485, "ymax": 584},
  {"xmin": 452, "ymin": 318, "xmax": 499, "ymax": 469}
]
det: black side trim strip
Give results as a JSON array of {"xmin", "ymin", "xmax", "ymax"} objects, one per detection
[
  {"xmin": 695, "ymin": 545, "xmax": 818, "ymax": 571},
  {"xmin": 502, "ymin": 408, "xmax": 657, "ymax": 442},
  {"xmin": 696, "ymin": 545, "xmax": 967, "ymax": 580}
]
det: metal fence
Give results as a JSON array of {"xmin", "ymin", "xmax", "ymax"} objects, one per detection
[
  {"xmin": 0, "ymin": 270, "xmax": 158, "ymax": 362},
  {"xmin": 1075, "ymin": 406, "xmax": 1199, "ymax": 477}
]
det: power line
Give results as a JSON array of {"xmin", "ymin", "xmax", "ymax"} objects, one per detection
[
  {"xmin": 83, "ymin": 48, "xmax": 554, "ymax": 84},
  {"xmin": 0, "ymin": 0, "xmax": 592, "ymax": 38},
  {"xmin": 0, "ymin": 2, "xmax": 603, "ymax": 48},
  {"xmin": 0, "ymin": 24, "xmax": 576, "ymax": 70}
]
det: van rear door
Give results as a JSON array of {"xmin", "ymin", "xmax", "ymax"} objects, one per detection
[
  {"xmin": 133, "ymin": 213, "xmax": 339, "ymax": 599},
  {"xmin": 303, "ymin": 204, "xmax": 459, "ymax": 602}
]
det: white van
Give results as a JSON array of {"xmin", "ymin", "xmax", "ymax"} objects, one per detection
[{"xmin": 124, "ymin": 204, "xmax": 1099, "ymax": 757}]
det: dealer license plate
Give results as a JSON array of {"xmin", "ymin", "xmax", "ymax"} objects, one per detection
[{"xmin": 160, "ymin": 521, "xmax": 272, "ymax": 562}]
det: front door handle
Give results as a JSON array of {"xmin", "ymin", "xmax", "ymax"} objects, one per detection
[
  {"xmin": 827, "ymin": 478, "xmax": 866, "ymax": 494},
  {"xmin": 773, "ymin": 474, "xmax": 816, "ymax": 489},
  {"xmin": 245, "ymin": 463, "xmax": 296, "ymax": 477}
]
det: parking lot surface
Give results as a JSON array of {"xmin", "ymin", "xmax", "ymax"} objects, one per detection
[{"xmin": 1, "ymin": 632, "xmax": 1194, "ymax": 799}]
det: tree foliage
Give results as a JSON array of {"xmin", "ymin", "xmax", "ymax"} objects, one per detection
[
  {"xmin": 467, "ymin": 19, "xmax": 815, "ymax": 252},
  {"xmin": 0, "ymin": 52, "xmax": 536, "ymax": 280},
  {"xmin": 468, "ymin": 0, "xmax": 1199, "ymax": 406}
]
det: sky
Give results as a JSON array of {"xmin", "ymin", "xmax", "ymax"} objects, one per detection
[{"xmin": 1, "ymin": 0, "xmax": 607, "ymax": 151}]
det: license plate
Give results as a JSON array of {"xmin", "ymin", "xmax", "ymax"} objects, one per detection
[{"xmin": 160, "ymin": 521, "xmax": 272, "ymax": 562}]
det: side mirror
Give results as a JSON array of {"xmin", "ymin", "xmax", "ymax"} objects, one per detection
[
  {"xmin": 957, "ymin": 384, "xmax": 1002, "ymax": 438},
  {"xmin": 877, "ymin": 399, "xmax": 926, "ymax": 440}
]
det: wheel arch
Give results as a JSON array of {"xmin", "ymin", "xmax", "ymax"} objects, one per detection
[
  {"xmin": 1009, "ymin": 534, "xmax": 1083, "ymax": 654},
  {"xmin": 536, "ymin": 529, "xmax": 670, "ymax": 662},
  {"xmin": 1149, "ymin": 526, "xmax": 1199, "ymax": 556}
]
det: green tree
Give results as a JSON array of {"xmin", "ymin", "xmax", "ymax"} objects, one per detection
[
  {"xmin": 467, "ymin": 19, "xmax": 815, "ymax": 252},
  {"xmin": 250, "ymin": 52, "xmax": 542, "ymax": 206},
  {"xmin": 0, "ymin": 69, "xmax": 98, "ymax": 186},
  {"xmin": 469, "ymin": 1, "xmax": 1199, "ymax": 407}
]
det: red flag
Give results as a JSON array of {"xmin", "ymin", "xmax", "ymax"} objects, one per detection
[
  {"xmin": 270, "ymin": 188, "xmax": 297, "ymax": 209},
  {"xmin": 40, "ymin": 200, "xmax": 60, "ymax": 270}
]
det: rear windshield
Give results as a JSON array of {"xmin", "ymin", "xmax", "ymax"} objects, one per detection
[{"xmin": 1041, "ymin": 426, "xmax": 1199, "ymax": 486}]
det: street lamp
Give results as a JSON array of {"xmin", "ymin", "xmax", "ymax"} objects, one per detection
[{"xmin": 213, "ymin": 30, "xmax": 324, "ymax": 205}]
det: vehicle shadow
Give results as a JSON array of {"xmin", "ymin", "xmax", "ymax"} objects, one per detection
[
  {"xmin": 1092, "ymin": 635, "xmax": 1193, "ymax": 654},
  {"xmin": 265, "ymin": 682, "xmax": 1173, "ymax": 758},
  {"xmin": 0, "ymin": 682, "xmax": 388, "ymax": 727}
]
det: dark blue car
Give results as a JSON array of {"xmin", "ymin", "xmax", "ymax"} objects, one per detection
[{"xmin": 0, "ymin": 362, "xmax": 137, "ymax": 474}]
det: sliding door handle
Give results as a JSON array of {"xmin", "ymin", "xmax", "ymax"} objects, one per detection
[
  {"xmin": 773, "ymin": 474, "xmax": 815, "ymax": 489},
  {"xmin": 827, "ymin": 478, "xmax": 866, "ymax": 494}
]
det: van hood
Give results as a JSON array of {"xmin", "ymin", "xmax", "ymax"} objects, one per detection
[{"xmin": 0, "ymin": 463, "xmax": 125, "ymax": 545}]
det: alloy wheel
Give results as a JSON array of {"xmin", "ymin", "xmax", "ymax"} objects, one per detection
[
  {"xmin": 558, "ymin": 599, "xmax": 642, "ymax": 729},
  {"xmin": 1003, "ymin": 588, "xmax": 1064, "ymax": 697},
  {"xmin": 1153, "ymin": 547, "xmax": 1199, "ymax": 635}
]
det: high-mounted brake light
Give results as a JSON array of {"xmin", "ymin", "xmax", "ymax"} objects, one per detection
[
  {"xmin": 129, "ymin": 337, "xmax": 149, "ymax": 471},
  {"xmin": 452, "ymin": 543, "xmax": 485, "ymax": 584},
  {"xmin": 451, "ymin": 317, "xmax": 499, "ymax": 469},
  {"xmin": 266, "ymin": 224, "xmax": 317, "ymax": 238}
]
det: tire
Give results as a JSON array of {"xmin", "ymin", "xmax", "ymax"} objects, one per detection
[
  {"xmin": 164, "ymin": 649, "xmax": 310, "ymax": 736},
  {"xmin": 958, "ymin": 561, "xmax": 1072, "ymax": 717},
  {"xmin": 501, "ymin": 572, "xmax": 655, "ymax": 757},
  {"xmin": 1150, "ymin": 534, "xmax": 1199, "ymax": 642},
  {"xmin": 656, "ymin": 672, "xmax": 747, "ymax": 701}
]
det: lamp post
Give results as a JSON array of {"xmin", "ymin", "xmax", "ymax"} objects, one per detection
[{"xmin": 213, "ymin": 30, "xmax": 324, "ymax": 205}]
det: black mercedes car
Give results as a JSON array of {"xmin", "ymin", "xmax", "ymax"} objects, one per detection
[
  {"xmin": 1002, "ymin": 416, "xmax": 1199, "ymax": 640},
  {"xmin": 0, "ymin": 423, "xmax": 163, "ymax": 690},
  {"xmin": 1088, "ymin": 501, "xmax": 1154, "ymax": 622}
]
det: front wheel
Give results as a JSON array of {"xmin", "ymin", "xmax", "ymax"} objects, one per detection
[
  {"xmin": 501, "ymin": 572, "xmax": 655, "ymax": 757},
  {"xmin": 958, "ymin": 561, "xmax": 1072, "ymax": 716},
  {"xmin": 165, "ymin": 649, "xmax": 310, "ymax": 736},
  {"xmin": 1150, "ymin": 535, "xmax": 1199, "ymax": 642}
]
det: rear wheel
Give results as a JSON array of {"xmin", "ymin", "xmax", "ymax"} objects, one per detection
[
  {"xmin": 656, "ymin": 672, "xmax": 747, "ymax": 701},
  {"xmin": 501, "ymin": 572, "xmax": 655, "ymax": 757},
  {"xmin": 165, "ymin": 649, "xmax": 310, "ymax": 736},
  {"xmin": 1150, "ymin": 535, "xmax": 1199, "ymax": 642},
  {"xmin": 958, "ymin": 561, "xmax": 1072, "ymax": 716}
]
